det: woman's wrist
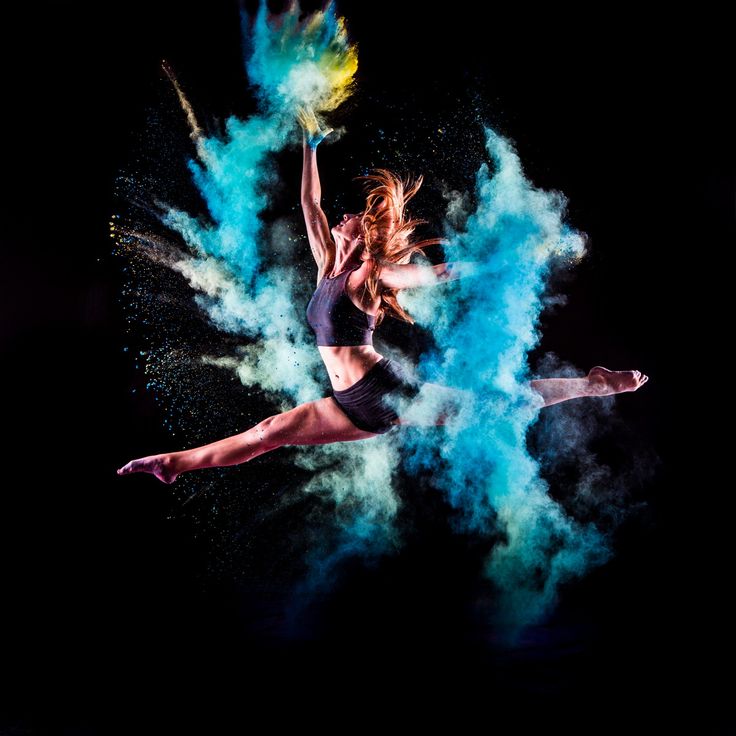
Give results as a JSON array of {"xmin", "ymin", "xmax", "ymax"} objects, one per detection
[{"xmin": 296, "ymin": 106, "xmax": 332, "ymax": 149}]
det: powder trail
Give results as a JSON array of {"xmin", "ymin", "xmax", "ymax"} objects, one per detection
[{"xmin": 113, "ymin": 0, "xmax": 649, "ymax": 642}]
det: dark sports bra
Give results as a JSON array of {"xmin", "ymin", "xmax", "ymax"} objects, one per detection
[{"xmin": 306, "ymin": 264, "xmax": 377, "ymax": 346}]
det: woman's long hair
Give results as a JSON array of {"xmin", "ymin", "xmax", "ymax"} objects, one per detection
[{"xmin": 352, "ymin": 168, "xmax": 445, "ymax": 327}]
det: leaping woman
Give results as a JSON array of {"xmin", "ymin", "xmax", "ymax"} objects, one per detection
[{"xmin": 117, "ymin": 108, "xmax": 648, "ymax": 484}]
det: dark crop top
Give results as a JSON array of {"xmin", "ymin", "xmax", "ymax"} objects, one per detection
[{"xmin": 306, "ymin": 264, "xmax": 377, "ymax": 346}]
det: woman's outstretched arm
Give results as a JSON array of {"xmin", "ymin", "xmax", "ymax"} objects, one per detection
[
  {"xmin": 377, "ymin": 260, "xmax": 482, "ymax": 290},
  {"xmin": 297, "ymin": 106, "xmax": 335, "ymax": 273}
]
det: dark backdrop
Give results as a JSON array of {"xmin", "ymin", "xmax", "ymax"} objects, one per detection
[{"xmin": 2, "ymin": 1, "xmax": 730, "ymax": 732}]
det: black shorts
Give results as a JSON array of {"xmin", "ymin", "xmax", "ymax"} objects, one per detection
[{"xmin": 331, "ymin": 357, "xmax": 423, "ymax": 434}]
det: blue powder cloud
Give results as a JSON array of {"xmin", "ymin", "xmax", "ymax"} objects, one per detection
[
  {"xmin": 126, "ymin": 0, "xmax": 641, "ymax": 643},
  {"xmin": 396, "ymin": 127, "xmax": 612, "ymax": 641}
]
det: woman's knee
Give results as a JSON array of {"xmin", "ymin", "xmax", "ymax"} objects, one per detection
[
  {"xmin": 248, "ymin": 413, "xmax": 283, "ymax": 448},
  {"xmin": 260, "ymin": 405, "xmax": 316, "ymax": 446}
]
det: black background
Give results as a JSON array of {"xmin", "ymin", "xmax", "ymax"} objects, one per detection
[{"xmin": 2, "ymin": 1, "xmax": 731, "ymax": 732}]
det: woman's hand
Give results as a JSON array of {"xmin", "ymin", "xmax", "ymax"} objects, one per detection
[{"xmin": 296, "ymin": 105, "xmax": 334, "ymax": 149}]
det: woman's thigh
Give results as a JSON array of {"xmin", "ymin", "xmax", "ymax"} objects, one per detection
[
  {"xmin": 265, "ymin": 396, "xmax": 382, "ymax": 445},
  {"xmin": 392, "ymin": 382, "xmax": 474, "ymax": 427}
]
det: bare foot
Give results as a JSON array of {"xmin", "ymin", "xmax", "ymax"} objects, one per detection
[
  {"xmin": 587, "ymin": 366, "xmax": 649, "ymax": 396},
  {"xmin": 116, "ymin": 453, "xmax": 179, "ymax": 484}
]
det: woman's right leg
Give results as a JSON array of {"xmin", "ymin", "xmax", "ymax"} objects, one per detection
[
  {"xmin": 117, "ymin": 396, "xmax": 380, "ymax": 484},
  {"xmin": 530, "ymin": 365, "xmax": 649, "ymax": 407},
  {"xmin": 392, "ymin": 365, "xmax": 650, "ymax": 427}
]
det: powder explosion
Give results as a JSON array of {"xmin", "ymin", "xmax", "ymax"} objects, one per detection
[{"xmin": 112, "ymin": 0, "xmax": 652, "ymax": 644}]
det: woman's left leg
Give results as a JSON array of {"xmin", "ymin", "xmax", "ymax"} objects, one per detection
[{"xmin": 117, "ymin": 396, "xmax": 380, "ymax": 484}]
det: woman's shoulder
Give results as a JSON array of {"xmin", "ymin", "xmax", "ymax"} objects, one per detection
[
  {"xmin": 356, "ymin": 257, "xmax": 385, "ymax": 283},
  {"xmin": 347, "ymin": 259, "xmax": 382, "ymax": 299},
  {"xmin": 363, "ymin": 256, "xmax": 387, "ymax": 274}
]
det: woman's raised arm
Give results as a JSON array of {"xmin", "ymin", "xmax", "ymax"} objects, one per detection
[{"xmin": 297, "ymin": 106, "xmax": 335, "ymax": 272}]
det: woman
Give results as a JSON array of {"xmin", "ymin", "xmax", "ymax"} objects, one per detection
[{"xmin": 117, "ymin": 109, "xmax": 649, "ymax": 484}]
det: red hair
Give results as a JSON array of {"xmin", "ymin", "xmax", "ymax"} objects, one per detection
[{"xmin": 352, "ymin": 168, "xmax": 444, "ymax": 326}]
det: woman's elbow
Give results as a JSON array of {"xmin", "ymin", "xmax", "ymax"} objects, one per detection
[{"xmin": 301, "ymin": 195, "xmax": 321, "ymax": 210}]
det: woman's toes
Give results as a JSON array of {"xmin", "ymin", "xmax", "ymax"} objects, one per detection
[{"xmin": 117, "ymin": 459, "xmax": 143, "ymax": 476}]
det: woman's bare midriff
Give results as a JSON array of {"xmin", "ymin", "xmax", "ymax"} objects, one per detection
[
  {"xmin": 316, "ymin": 262, "xmax": 386, "ymax": 391},
  {"xmin": 318, "ymin": 345, "xmax": 385, "ymax": 391}
]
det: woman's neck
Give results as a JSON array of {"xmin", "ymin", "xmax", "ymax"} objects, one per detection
[{"xmin": 331, "ymin": 248, "xmax": 363, "ymax": 275}]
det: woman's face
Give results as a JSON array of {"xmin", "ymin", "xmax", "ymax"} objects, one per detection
[{"xmin": 332, "ymin": 212, "xmax": 363, "ymax": 243}]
